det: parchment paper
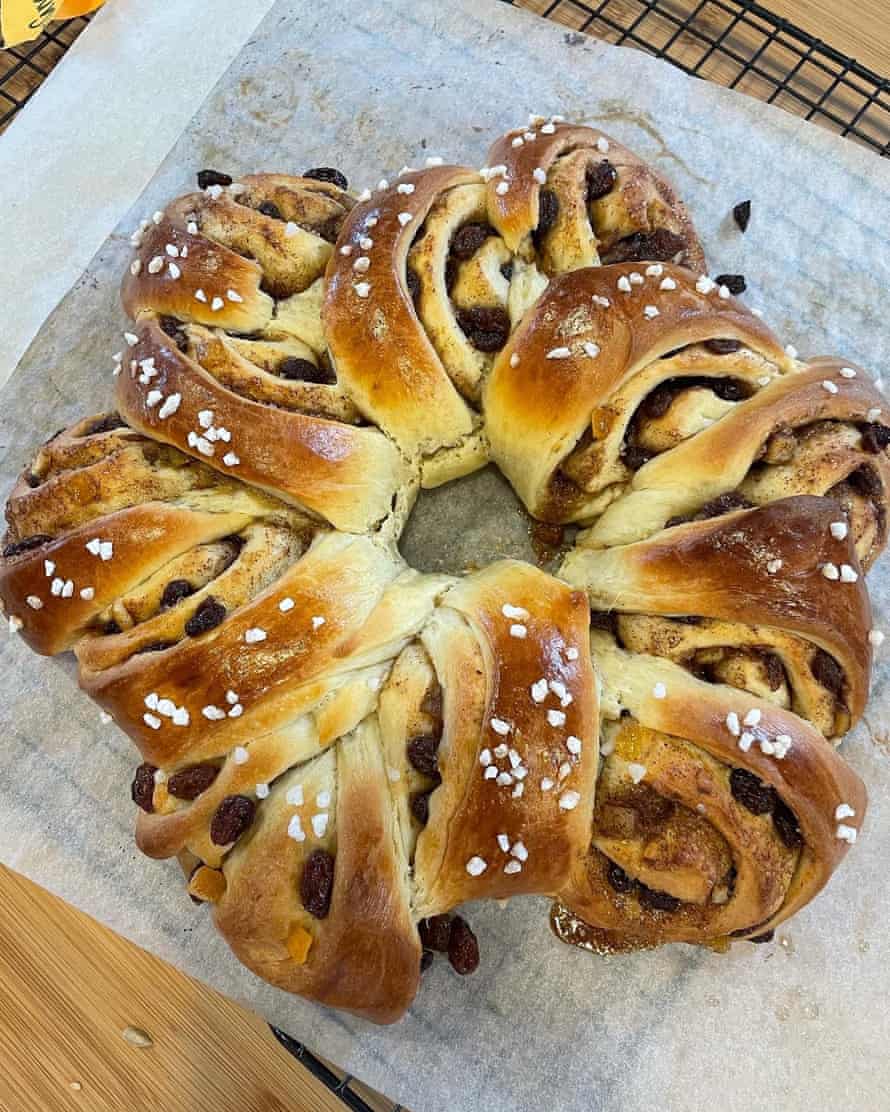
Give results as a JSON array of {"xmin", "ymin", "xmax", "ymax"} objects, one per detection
[{"xmin": 2, "ymin": 2, "xmax": 890, "ymax": 1109}]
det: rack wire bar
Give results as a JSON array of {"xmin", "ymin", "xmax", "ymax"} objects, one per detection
[
  {"xmin": 504, "ymin": 0, "xmax": 889, "ymax": 155},
  {"xmin": 0, "ymin": 16, "xmax": 90, "ymax": 132}
]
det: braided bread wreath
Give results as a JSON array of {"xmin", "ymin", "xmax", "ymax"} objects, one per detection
[{"xmin": 1, "ymin": 118, "xmax": 885, "ymax": 1024}]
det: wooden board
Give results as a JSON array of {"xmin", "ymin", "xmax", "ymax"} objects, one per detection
[
  {"xmin": 0, "ymin": 865, "xmax": 398, "ymax": 1112},
  {"xmin": 517, "ymin": 0, "xmax": 890, "ymax": 82},
  {"xmin": 766, "ymin": 0, "xmax": 889, "ymax": 77}
]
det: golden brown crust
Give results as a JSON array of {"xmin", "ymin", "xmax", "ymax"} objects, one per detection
[
  {"xmin": 214, "ymin": 725, "xmax": 420, "ymax": 1025},
  {"xmin": 414, "ymin": 562, "xmax": 598, "ymax": 913},
  {"xmin": 115, "ymin": 317, "xmax": 407, "ymax": 532},
  {"xmin": 584, "ymin": 356, "xmax": 890, "ymax": 558},
  {"xmin": 122, "ymin": 174, "xmax": 352, "ymax": 325},
  {"xmin": 323, "ymin": 166, "xmax": 483, "ymax": 459},
  {"xmin": 118, "ymin": 175, "xmax": 410, "ymax": 533},
  {"xmin": 555, "ymin": 640, "xmax": 867, "ymax": 947},
  {"xmin": 484, "ymin": 263, "xmax": 790, "ymax": 522},
  {"xmin": 485, "ymin": 121, "xmax": 705, "ymax": 271},
  {"xmin": 1, "ymin": 419, "xmax": 272, "ymax": 656},
  {"xmin": 561, "ymin": 497, "xmax": 872, "ymax": 737},
  {"xmin": 2, "ymin": 123, "xmax": 885, "ymax": 1020}
]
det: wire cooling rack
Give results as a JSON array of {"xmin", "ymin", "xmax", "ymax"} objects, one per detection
[
  {"xmin": 0, "ymin": 16, "xmax": 91, "ymax": 133},
  {"xmin": 2, "ymin": 3, "xmax": 887, "ymax": 1111},
  {"xmin": 507, "ymin": 0, "xmax": 890, "ymax": 155}
]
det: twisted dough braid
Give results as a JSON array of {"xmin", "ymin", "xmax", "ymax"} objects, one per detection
[
  {"xmin": 1, "ymin": 415, "xmax": 288, "ymax": 656},
  {"xmin": 561, "ymin": 497, "xmax": 872, "ymax": 741},
  {"xmin": 486, "ymin": 264, "xmax": 890, "ymax": 572},
  {"xmin": 484, "ymin": 118, "xmax": 705, "ymax": 274},
  {"xmin": 554, "ymin": 626, "xmax": 866, "ymax": 951},
  {"xmin": 1, "ymin": 419, "xmax": 599, "ymax": 1021},
  {"xmin": 117, "ymin": 173, "xmax": 410, "ymax": 533},
  {"xmin": 0, "ymin": 421, "xmax": 868, "ymax": 1017},
  {"xmin": 323, "ymin": 122, "xmax": 706, "ymax": 489},
  {"xmin": 486, "ymin": 263, "xmax": 791, "ymax": 522},
  {"xmin": 0, "ymin": 122, "xmax": 880, "ymax": 1022}
]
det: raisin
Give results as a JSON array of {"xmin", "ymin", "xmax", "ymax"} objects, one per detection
[
  {"xmin": 733, "ymin": 200, "xmax": 752, "ymax": 233},
  {"xmin": 724, "ymin": 864, "xmax": 738, "ymax": 897},
  {"xmin": 451, "ymin": 222, "xmax": 495, "ymax": 259},
  {"xmin": 849, "ymin": 466, "xmax": 882, "ymax": 497},
  {"xmin": 184, "ymin": 596, "xmax": 226, "ymax": 637},
  {"xmin": 84, "ymin": 414, "xmax": 127, "ymax": 436},
  {"xmin": 210, "ymin": 795, "xmax": 256, "ymax": 846},
  {"xmin": 444, "ymin": 256, "xmax": 458, "ymax": 293},
  {"xmin": 406, "ymin": 268, "xmax": 421, "ymax": 304},
  {"xmin": 277, "ymin": 356, "xmax": 336, "ymax": 385},
  {"xmin": 315, "ymin": 216, "xmax": 342, "ymax": 244},
  {"xmin": 255, "ymin": 200, "xmax": 281, "ymax": 220},
  {"xmin": 303, "ymin": 167, "xmax": 348, "ymax": 191},
  {"xmin": 772, "ymin": 800, "xmax": 804, "ymax": 849},
  {"xmin": 160, "ymin": 579, "xmax": 195, "ymax": 610},
  {"xmin": 621, "ymin": 444, "xmax": 653, "ymax": 470},
  {"xmin": 637, "ymin": 884, "xmax": 681, "ymax": 912},
  {"xmin": 606, "ymin": 860, "xmax": 635, "ymax": 893},
  {"xmin": 447, "ymin": 916, "xmax": 479, "ymax": 974},
  {"xmin": 762, "ymin": 653, "xmax": 785, "ymax": 691},
  {"xmin": 103, "ymin": 619, "xmax": 121, "ymax": 635},
  {"xmin": 455, "ymin": 306, "xmax": 511, "ymax": 352},
  {"xmin": 420, "ymin": 949, "xmax": 435, "ymax": 973},
  {"xmin": 532, "ymin": 189, "xmax": 559, "ymax": 246},
  {"xmin": 811, "ymin": 649, "xmax": 844, "ymax": 696},
  {"xmin": 134, "ymin": 640, "xmax": 177, "ymax": 655},
  {"xmin": 159, "ymin": 315, "xmax": 189, "ymax": 352},
  {"xmin": 406, "ymin": 734, "xmax": 440, "ymax": 778},
  {"xmin": 715, "ymin": 274, "xmax": 746, "ymax": 295},
  {"xmin": 729, "ymin": 768, "xmax": 776, "ymax": 815},
  {"xmin": 695, "ymin": 491, "xmax": 754, "ymax": 519},
  {"xmin": 419, "ymin": 914, "xmax": 452, "ymax": 952},
  {"xmin": 586, "ymin": 160, "xmax": 617, "ymax": 202},
  {"xmin": 589, "ymin": 610, "xmax": 617, "ymax": 635},
  {"xmin": 168, "ymin": 763, "xmax": 220, "ymax": 801},
  {"xmin": 860, "ymin": 423, "xmax": 890, "ymax": 454},
  {"xmin": 221, "ymin": 533, "xmax": 247, "ymax": 553},
  {"xmin": 197, "ymin": 169, "xmax": 232, "ymax": 189},
  {"xmin": 2, "ymin": 534, "xmax": 52, "ymax": 558},
  {"xmin": 300, "ymin": 849, "xmax": 335, "ymax": 919},
  {"xmin": 410, "ymin": 790, "xmax": 432, "ymax": 826},
  {"xmin": 602, "ymin": 229, "xmax": 687, "ymax": 265},
  {"xmin": 26, "ymin": 472, "xmax": 41, "ymax": 488},
  {"xmin": 500, "ymin": 261, "xmax": 513, "ymax": 282},
  {"xmin": 641, "ymin": 381, "xmax": 682, "ymax": 419},
  {"xmin": 750, "ymin": 930, "xmax": 775, "ymax": 943},
  {"xmin": 131, "ymin": 763, "xmax": 157, "ymax": 813},
  {"xmin": 705, "ymin": 339, "xmax": 743, "ymax": 355}
]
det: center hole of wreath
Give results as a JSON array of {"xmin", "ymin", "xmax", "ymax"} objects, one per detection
[{"xmin": 400, "ymin": 463, "xmax": 576, "ymax": 575}]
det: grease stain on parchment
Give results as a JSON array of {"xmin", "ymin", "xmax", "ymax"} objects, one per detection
[
  {"xmin": 862, "ymin": 714, "xmax": 890, "ymax": 755},
  {"xmin": 775, "ymin": 986, "xmax": 822, "ymax": 1023},
  {"xmin": 578, "ymin": 100, "xmax": 712, "ymax": 186},
  {"xmin": 234, "ymin": 63, "xmax": 300, "ymax": 129}
]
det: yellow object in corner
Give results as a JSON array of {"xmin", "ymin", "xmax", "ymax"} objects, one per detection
[{"xmin": 1, "ymin": 0, "xmax": 104, "ymax": 46}]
